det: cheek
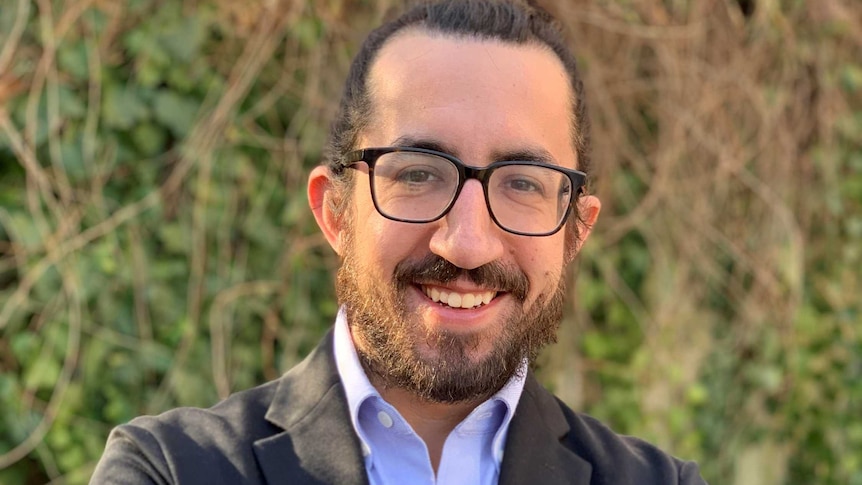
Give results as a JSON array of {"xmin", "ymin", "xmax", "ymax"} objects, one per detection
[
  {"xmin": 515, "ymin": 238, "xmax": 567, "ymax": 297},
  {"xmin": 354, "ymin": 215, "xmax": 429, "ymax": 280}
]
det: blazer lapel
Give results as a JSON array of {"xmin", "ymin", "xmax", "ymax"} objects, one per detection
[
  {"xmin": 499, "ymin": 373, "xmax": 593, "ymax": 485},
  {"xmin": 253, "ymin": 330, "xmax": 369, "ymax": 485}
]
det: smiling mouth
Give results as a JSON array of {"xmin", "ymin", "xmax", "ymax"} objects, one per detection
[{"xmin": 420, "ymin": 285, "xmax": 497, "ymax": 309}]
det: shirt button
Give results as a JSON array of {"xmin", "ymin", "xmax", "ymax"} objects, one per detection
[{"xmin": 377, "ymin": 411, "xmax": 394, "ymax": 428}]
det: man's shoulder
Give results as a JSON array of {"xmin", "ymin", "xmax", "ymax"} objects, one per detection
[{"xmin": 552, "ymin": 396, "xmax": 706, "ymax": 484}]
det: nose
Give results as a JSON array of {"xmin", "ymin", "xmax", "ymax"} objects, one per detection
[{"xmin": 429, "ymin": 179, "xmax": 506, "ymax": 270}]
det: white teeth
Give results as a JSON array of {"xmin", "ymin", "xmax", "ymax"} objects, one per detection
[{"xmin": 422, "ymin": 286, "xmax": 496, "ymax": 309}]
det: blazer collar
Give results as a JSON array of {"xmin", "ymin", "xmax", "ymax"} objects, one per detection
[
  {"xmin": 499, "ymin": 373, "xmax": 593, "ymax": 485},
  {"xmin": 253, "ymin": 330, "xmax": 369, "ymax": 485}
]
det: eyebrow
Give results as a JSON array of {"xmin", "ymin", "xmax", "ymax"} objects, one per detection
[
  {"xmin": 391, "ymin": 135, "xmax": 457, "ymax": 156},
  {"xmin": 491, "ymin": 147, "xmax": 559, "ymax": 166},
  {"xmin": 390, "ymin": 135, "xmax": 561, "ymax": 166}
]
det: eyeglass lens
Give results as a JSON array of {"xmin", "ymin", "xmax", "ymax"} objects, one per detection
[{"xmin": 370, "ymin": 151, "xmax": 573, "ymax": 235}]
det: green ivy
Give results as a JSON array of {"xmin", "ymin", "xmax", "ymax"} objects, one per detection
[{"xmin": 0, "ymin": 1, "xmax": 860, "ymax": 484}]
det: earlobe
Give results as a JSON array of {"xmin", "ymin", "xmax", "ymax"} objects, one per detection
[
  {"xmin": 308, "ymin": 165, "xmax": 345, "ymax": 256},
  {"xmin": 565, "ymin": 195, "xmax": 601, "ymax": 263}
]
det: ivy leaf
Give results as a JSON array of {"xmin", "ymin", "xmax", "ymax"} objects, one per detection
[
  {"xmin": 24, "ymin": 357, "xmax": 61, "ymax": 391},
  {"xmin": 57, "ymin": 41, "xmax": 89, "ymax": 81},
  {"xmin": 132, "ymin": 122, "xmax": 168, "ymax": 156},
  {"xmin": 160, "ymin": 16, "xmax": 205, "ymax": 62},
  {"xmin": 102, "ymin": 85, "xmax": 149, "ymax": 130},
  {"xmin": 58, "ymin": 86, "xmax": 87, "ymax": 119},
  {"xmin": 140, "ymin": 342, "xmax": 174, "ymax": 373},
  {"xmin": 153, "ymin": 91, "xmax": 199, "ymax": 137},
  {"xmin": 5, "ymin": 211, "xmax": 43, "ymax": 250},
  {"xmin": 840, "ymin": 64, "xmax": 862, "ymax": 93},
  {"xmin": 60, "ymin": 138, "xmax": 86, "ymax": 182},
  {"xmin": 10, "ymin": 333, "xmax": 39, "ymax": 366}
]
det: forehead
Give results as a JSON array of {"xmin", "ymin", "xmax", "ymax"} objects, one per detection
[{"xmin": 364, "ymin": 29, "xmax": 576, "ymax": 168}]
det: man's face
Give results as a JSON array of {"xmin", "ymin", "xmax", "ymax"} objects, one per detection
[{"xmin": 316, "ymin": 30, "xmax": 598, "ymax": 403}]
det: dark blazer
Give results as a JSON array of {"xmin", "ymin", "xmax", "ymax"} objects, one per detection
[{"xmin": 90, "ymin": 330, "xmax": 706, "ymax": 484}]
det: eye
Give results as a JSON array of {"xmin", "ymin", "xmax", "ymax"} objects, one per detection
[
  {"xmin": 396, "ymin": 167, "xmax": 439, "ymax": 184},
  {"xmin": 504, "ymin": 177, "xmax": 544, "ymax": 195}
]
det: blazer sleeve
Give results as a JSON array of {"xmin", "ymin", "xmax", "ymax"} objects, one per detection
[
  {"xmin": 679, "ymin": 459, "xmax": 708, "ymax": 485},
  {"xmin": 90, "ymin": 423, "xmax": 173, "ymax": 485}
]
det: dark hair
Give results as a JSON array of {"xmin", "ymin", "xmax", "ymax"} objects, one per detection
[{"xmin": 324, "ymin": 0, "xmax": 591, "ymax": 240}]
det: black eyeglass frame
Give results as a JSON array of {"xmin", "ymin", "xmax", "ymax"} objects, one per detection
[{"xmin": 342, "ymin": 146, "xmax": 587, "ymax": 237}]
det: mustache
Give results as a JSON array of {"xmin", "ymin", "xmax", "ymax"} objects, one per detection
[{"xmin": 393, "ymin": 254, "xmax": 529, "ymax": 302}]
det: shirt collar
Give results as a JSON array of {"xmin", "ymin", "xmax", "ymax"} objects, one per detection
[{"xmin": 333, "ymin": 307, "xmax": 380, "ymax": 433}]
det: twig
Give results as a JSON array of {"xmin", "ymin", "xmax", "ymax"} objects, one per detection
[
  {"xmin": 82, "ymin": 23, "xmax": 102, "ymax": 173},
  {"xmin": 208, "ymin": 281, "xmax": 281, "ymax": 399},
  {"xmin": 37, "ymin": 0, "xmax": 74, "ymax": 206},
  {"xmin": 0, "ymin": 0, "xmax": 31, "ymax": 75}
]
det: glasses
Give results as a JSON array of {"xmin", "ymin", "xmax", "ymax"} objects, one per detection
[{"xmin": 342, "ymin": 147, "xmax": 586, "ymax": 236}]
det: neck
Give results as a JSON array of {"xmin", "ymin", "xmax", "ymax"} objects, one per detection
[{"xmin": 370, "ymin": 376, "xmax": 482, "ymax": 473}]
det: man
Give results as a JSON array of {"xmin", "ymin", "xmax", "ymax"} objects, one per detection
[{"xmin": 92, "ymin": 1, "xmax": 707, "ymax": 484}]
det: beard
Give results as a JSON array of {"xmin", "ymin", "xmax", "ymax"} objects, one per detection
[{"xmin": 336, "ymin": 238, "xmax": 566, "ymax": 404}]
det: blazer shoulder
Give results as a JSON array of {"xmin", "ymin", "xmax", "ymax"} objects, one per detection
[
  {"xmin": 90, "ymin": 379, "xmax": 284, "ymax": 485},
  {"xmin": 554, "ymin": 398, "xmax": 708, "ymax": 485}
]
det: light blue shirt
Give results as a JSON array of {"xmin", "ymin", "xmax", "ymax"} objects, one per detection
[{"xmin": 333, "ymin": 308, "xmax": 527, "ymax": 485}]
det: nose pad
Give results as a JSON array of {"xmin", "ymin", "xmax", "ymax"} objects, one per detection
[{"xmin": 429, "ymin": 180, "xmax": 505, "ymax": 270}]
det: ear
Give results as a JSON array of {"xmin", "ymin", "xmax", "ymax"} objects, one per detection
[
  {"xmin": 308, "ymin": 165, "xmax": 347, "ymax": 256},
  {"xmin": 564, "ymin": 194, "xmax": 601, "ymax": 264}
]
